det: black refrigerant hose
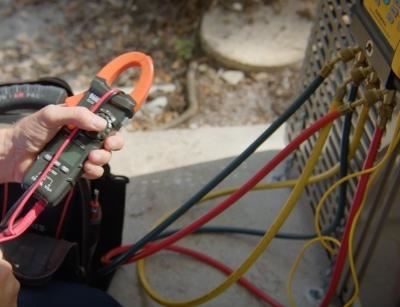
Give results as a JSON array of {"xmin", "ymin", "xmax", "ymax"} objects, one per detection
[
  {"xmin": 99, "ymin": 74, "xmax": 327, "ymax": 274},
  {"xmin": 157, "ymin": 84, "xmax": 358, "ymax": 242}
]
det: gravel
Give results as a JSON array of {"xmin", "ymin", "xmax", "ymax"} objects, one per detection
[
  {"xmin": 182, "ymin": 62, "xmax": 301, "ymax": 128},
  {"xmin": 0, "ymin": 0, "xmax": 305, "ymax": 130}
]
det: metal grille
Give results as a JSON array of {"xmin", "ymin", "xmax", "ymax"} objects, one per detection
[
  {"xmin": 287, "ymin": 0, "xmax": 378, "ymax": 232},
  {"xmin": 286, "ymin": 0, "xmax": 400, "ymax": 303}
]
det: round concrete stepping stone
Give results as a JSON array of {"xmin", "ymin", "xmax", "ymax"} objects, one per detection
[{"xmin": 200, "ymin": 3, "xmax": 313, "ymax": 71}]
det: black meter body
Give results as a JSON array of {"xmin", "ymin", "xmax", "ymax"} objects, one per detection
[{"xmin": 22, "ymin": 78, "xmax": 135, "ymax": 206}]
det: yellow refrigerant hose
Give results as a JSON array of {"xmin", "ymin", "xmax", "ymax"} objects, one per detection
[
  {"xmin": 200, "ymin": 105, "xmax": 370, "ymax": 204},
  {"xmin": 137, "ymin": 98, "xmax": 341, "ymax": 306},
  {"xmin": 288, "ymin": 110, "xmax": 400, "ymax": 307}
]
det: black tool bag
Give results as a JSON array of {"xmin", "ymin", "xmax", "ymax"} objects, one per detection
[{"xmin": 0, "ymin": 78, "xmax": 128, "ymax": 290}]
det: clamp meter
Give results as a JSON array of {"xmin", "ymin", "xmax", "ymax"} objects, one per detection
[
  {"xmin": 22, "ymin": 52, "xmax": 154, "ymax": 207},
  {"xmin": 22, "ymin": 78, "xmax": 134, "ymax": 206},
  {"xmin": 351, "ymin": 0, "xmax": 400, "ymax": 88}
]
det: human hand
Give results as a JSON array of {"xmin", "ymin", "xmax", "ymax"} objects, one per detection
[
  {"xmin": 0, "ymin": 104, "xmax": 124, "ymax": 183},
  {"xmin": 0, "ymin": 250, "xmax": 19, "ymax": 307}
]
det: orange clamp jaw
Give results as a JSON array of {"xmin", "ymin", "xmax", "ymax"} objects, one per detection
[{"xmin": 65, "ymin": 52, "xmax": 154, "ymax": 112}]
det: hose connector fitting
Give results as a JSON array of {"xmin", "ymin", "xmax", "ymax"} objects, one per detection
[
  {"xmin": 350, "ymin": 67, "xmax": 373, "ymax": 85},
  {"xmin": 338, "ymin": 47, "xmax": 362, "ymax": 62},
  {"xmin": 364, "ymin": 89, "xmax": 387, "ymax": 107}
]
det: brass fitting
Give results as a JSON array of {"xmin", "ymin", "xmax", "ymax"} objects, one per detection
[
  {"xmin": 354, "ymin": 52, "xmax": 367, "ymax": 67},
  {"xmin": 340, "ymin": 98, "xmax": 366, "ymax": 113},
  {"xmin": 364, "ymin": 89, "xmax": 387, "ymax": 107},
  {"xmin": 319, "ymin": 61, "xmax": 337, "ymax": 78},
  {"xmin": 319, "ymin": 47, "xmax": 361, "ymax": 78},
  {"xmin": 365, "ymin": 72, "xmax": 381, "ymax": 90},
  {"xmin": 334, "ymin": 84, "xmax": 349, "ymax": 102},
  {"xmin": 350, "ymin": 67, "xmax": 373, "ymax": 85},
  {"xmin": 344, "ymin": 88, "xmax": 387, "ymax": 112},
  {"xmin": 377, "ymin": 91, "xmax": 396, "ymax": 128},
  {"xmin": 338, "ymin": 47, "xmax": 362, "ymax": 62}
]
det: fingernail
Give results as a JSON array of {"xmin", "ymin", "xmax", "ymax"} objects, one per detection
[{"xmin": 93, "ymin": 116, "xmax": 107, "ymax": 130}]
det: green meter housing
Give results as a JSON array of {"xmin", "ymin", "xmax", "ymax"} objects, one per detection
[{"xmin": 23, "ymin": 78, "xmax": 135, "ymax": 206}]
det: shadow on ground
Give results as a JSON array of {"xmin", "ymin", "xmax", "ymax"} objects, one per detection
[{"xmin": 108, "ymin": 151, "xmax": 329, "ymax": 307}]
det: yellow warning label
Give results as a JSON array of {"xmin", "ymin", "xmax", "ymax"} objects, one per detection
[{"xmin": 364, "ymin": 0, "xmax": 400, "ymax": 49}]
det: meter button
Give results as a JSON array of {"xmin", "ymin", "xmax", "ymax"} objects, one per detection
[
  {"xmin": 54, "ymin": 160, "xmax": 61, "ymax": 168},
  {"xmin": 44, "ymin": 154, "xmax": 53, "ymax": 161},
  {"xmin": 60, "ymin": 165, "xmax": 70, "ymax": 174},
  {"xmin": 387, "ymin": 5, "xmax": 399, "ymax": 24}
]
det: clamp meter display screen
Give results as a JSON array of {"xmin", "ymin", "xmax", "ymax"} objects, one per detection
[{"xmin": 61, "ymin": 143, "xmax": 82, "ymax": 167}]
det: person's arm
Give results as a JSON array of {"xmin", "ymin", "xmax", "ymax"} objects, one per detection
[
  {"xmin": 0, "ymin": 104, "xmax": 124, "ymax": 183},
  {"xmin": 0, "ymin": 128, "xmax": 14, "ymax": 183},
  {"xmin": 0, "ymin": 105, "xmax": 124, "ymax": 305},
  {"xmin": 0, "ymin": 249, "xmax": 20, "ymax": 307}
]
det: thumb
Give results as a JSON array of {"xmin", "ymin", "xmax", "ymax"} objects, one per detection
[
  {"xmin": 38, "ymin": 105, "xmax": 107, "ymax": 131},
  {"xmin": 0, "ymin": 248, "xmax": 3, "ymax": 259}
]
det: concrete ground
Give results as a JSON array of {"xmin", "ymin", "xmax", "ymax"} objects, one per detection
[
  {"xmin": 108, "ymin": 125, "xmax": 330, "ymax": 307},
  {"xmin": 200, "ymin": 2, "xmax": 313, "ymax": 71}
]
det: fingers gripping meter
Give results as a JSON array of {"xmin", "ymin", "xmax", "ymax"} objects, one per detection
[{"xmin": 22, "ymin": 52, "xmax": 154, "ymax": 206}]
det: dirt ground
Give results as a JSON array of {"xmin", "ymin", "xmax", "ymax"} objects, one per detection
[{"xmin": 0, "ymin": 0, "xmax": 312, "ymax": 129}]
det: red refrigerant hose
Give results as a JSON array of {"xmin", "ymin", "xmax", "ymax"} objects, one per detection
[
  {"xmin": 319, "ymin": 127, "xmax": 384, "ymax": 307},
  {"xmin": 102, "ymin": 109, "xmax": 343, "ymax": 264},
  {"xmin": 162, "ymin": 244, "xmax": 284, "ymax": 306}
]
